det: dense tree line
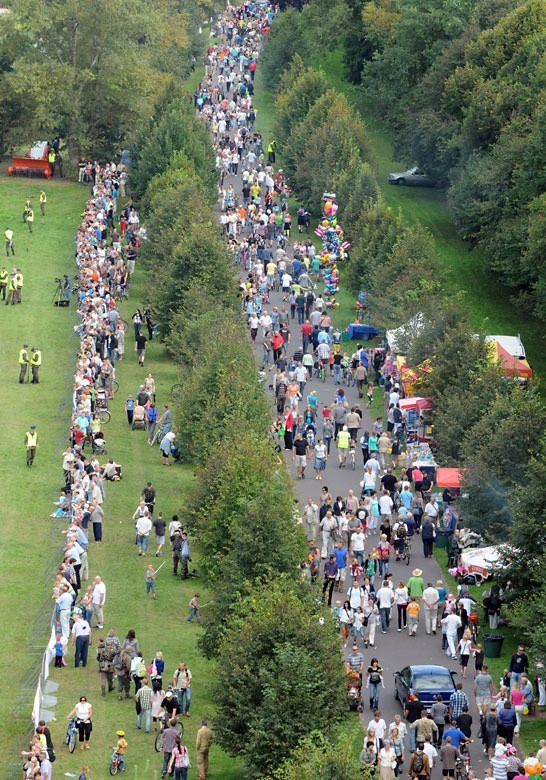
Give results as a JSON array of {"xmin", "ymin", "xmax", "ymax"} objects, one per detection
[
  {"xmin": 340, "ymin": 0, "xmax": 546, "ymax": 318},
  {"xmin": 131, "ymin": 84, "xmax": 347, "ymax": 777},
  {"xmin": 0, "ymin": 0, "xmax": 211, "ymax": 159},
  {"xmin": 261, "ymin": 0, "xmax": 546, "ymax": 684}
]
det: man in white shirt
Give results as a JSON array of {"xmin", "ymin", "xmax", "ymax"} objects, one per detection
[
  {"xmin": 302, "ymin": 498, "xmax": 318, "ymax": 542},
  {"xmin": 423, "ymin": 582, "xmax": 440, "ymax": 634},
  {"xmin": 319, "ymin": 511, "xmax": 337, "ymax": 558},
  {"xmin": 423, "ymin": 735, "xmax": 438, "ymax": 769},
  {"xmin": 389, "ymin": 714, "xmax": 408, "ymax": 745},
  {"xmin": 376, "ymin": 580, "xmax": 394, "ymax": 633},
  {"xmin": 367, "ymin": 711, "xmax": 387, "ymax": 747},
  {"xmin": 424, "ymin": 498, "xmax": 439, "ymax": 520},
  {"xmin": 350, "ymin": 528, "xmax": 366, "ymax": 565},
  {"xmin": 92, "ymin": 576, "xmax": 106, "ymax": 629},
  {"xmin": 136, "ymin": 513, "xmax": 153, "ymax": 556},
  {"xmin": 378, "ymin": 490, "xmax": 394, "ymax": 519},
  {"xmin": 295, "ymin": 362, "xmax": 308, "ymax": 393},
  {"xmin": 347, "ymin": 579, "xmax": 365, "ymax": 610},
  {"xmin": 442, "ymin": 612, "xmax": 462, "ymax": 659},
  {"xmin": 71, "ymin": 613, "xmax": 92, "ymax": 668},
  {"xmin": 364, "ymin": 455, "xmax": 381, "ymax": 475}
]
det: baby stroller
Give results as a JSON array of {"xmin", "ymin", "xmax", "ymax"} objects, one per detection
[
  {"xmin": 132, "ymin": 405, "xmax": 146, "ymax": 430},
  {"xmin": 92, "ymin": 431, "xmax": 107, "ymax": 455},
  {"xmin": 347, "ymin": 671, "xmax": 363, "ymax": 712},
  {"xmin": 305, "ymin": 424, "xmax": 316, "ymax": 447}
]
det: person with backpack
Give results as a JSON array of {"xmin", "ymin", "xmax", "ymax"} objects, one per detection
[
  {"xmin": 392, "ymin": 517, "xmax": 408, "ymax": 561},
  {"xmin": 409, "ymin": 743, "xmax": 431, "ymax": 780}
]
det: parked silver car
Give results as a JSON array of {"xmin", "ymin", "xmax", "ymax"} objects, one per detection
[{"xmin": 388, "ymin": 166, "xmax": 436, "ymax": 186}]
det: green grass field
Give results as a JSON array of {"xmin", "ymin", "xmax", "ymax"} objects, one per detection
[{"xmin": 0, "ymin": 175, "xmax": 243, "ymax": 779}]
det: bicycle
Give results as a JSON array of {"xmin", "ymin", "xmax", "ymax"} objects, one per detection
[
  {"xmin": 314, "ymin": 360, "xmax": 326, "ymax": 382},
  {"xmin": 342, "ymin": 364, "xmax": 352, "ymax": 386},
  {"xmin": 109, "ymin": 749, "xmax": 124, "ymax": 775},
  {"xmin": 400, "ymin": 537, "xmax": 411, "ymax": 566},
  {"xmin": 65, "ymin": 718, "xmax": 77, "ymax": 753},
  {"xmin": 154, "ymin": 717, "xmax": 184, "ymax": 753},
  {"xmin": 111, "ymin": 379, "xmax": 120, "ymax": 395},
  {"xmin": 97, "ymin": 408, "xmax": 111, "ymax": 424},
  {"xmin": 455, "ymin": 745, "xmax": 470, "ymax": 780}
]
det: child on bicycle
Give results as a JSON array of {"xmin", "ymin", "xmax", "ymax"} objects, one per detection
[{"xmin": 112, "ymin": 729, "xmax": 128, "ymax": 771}]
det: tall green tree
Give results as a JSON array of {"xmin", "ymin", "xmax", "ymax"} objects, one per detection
[
  {"xmin": 459, "ymin": 386, "xmax": 546, "ymax": 539},
  {"xmin": 214, "ymin": 579, "xmax": 346, "ymax": 776},
  {"xmin": 0, "ymin": 0, "xmax": 193, "ymax": 159}
]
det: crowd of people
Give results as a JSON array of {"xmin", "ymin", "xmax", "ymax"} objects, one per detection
[
  {"xmin": 193, "ymin": 4, "xmax": 545, "ymax": 780},
  {"xmin": 19, "ymin": 147, "xmax": 204, "ymax": 778},
  {"xmin": 17, "ymin": 0, "xmax": 545, "ymax": 776}
]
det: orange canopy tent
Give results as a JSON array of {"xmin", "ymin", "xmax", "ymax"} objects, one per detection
[{"xmin": 436, "ymin": 468, "xmax": 465, "ymax": 489}]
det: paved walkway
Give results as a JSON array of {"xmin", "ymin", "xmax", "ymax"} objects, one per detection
[{"xmin": 201, "ymin": 13, "xmax": 489, "ymax": 773}]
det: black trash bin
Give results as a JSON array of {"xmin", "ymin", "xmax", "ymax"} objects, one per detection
[
  {"xmin": 483, "ymin": 634, "xmax": 504, "ymax": 658},
  {"xmin": 435, "ymin": 528, "xmax": 452, "ymax": 549}
]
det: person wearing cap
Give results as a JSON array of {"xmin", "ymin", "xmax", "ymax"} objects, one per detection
[
  {"xmin": 113, "ymin": 729, "xmax": 128, "ymax": 771},
  {"xmin": 30, "ymin": 347, "xmax": 42, "ymax": 383},
  {"xmin": 24, "ymin": 425, "xmax": 39, "ymax": 466},
  {"xmin": 19, "ymin": 343, "xmax": 29, "ymax": 383}
]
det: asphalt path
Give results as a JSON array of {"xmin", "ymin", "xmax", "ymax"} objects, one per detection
[
  {"xmin": 253, "ymin": 326, "xmax": 488, "ymax": 772},
  {"xmin": 203, "ymin": 23, "xmax": 488, "ymax": 774}
]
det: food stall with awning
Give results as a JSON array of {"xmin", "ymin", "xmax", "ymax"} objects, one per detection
[
  {"xmin": 399, "ymin": 396, "xmax": 434, "ymax": 442},
  {"xmin": 435, "ymin": 468, "xmax": 465, "ymax": 489}
]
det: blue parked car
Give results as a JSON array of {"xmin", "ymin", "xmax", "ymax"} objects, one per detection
[{"xmin": 394, "ymin": 665, "xmax": 457, "ymax": 709}]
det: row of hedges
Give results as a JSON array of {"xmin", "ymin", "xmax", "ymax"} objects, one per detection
[{"xmin": 130, "ymin": 82, "xmax": 352, "ymax": 778}]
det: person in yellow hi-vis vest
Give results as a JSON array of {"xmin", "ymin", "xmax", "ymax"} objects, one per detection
[
  {"xmin": 48, "ymin": 149, "xmax": 56, "ymax": 176},
  {"xmin": 19, "ymin": 344, "xmax": 29, "ymax": 383},
  {"xmin": 30, "ymin": 347, "xmax": 42, "ymax": 383},
  {"xmin": 25, "ymin": 425, "xmax": 39, "ymax": 467},
  {"xmin": 267, "ymin": 138, "xmax": 276, "ymax": 164},
  {"xmin": 26, "ymin": 207, "xmax": 34, "ymax": 233},
  {"xmin": 39, "ymin": 190, "xmax": 47, "ymax": 216}
]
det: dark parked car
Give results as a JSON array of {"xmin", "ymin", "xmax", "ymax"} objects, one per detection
[
  {"xmin": 388, "ymin": 167, "xmax": 436, "ymax": 186},
  {"xmin": 394, "ymin": 664, "xmax": 457, "ymax": 709}
]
